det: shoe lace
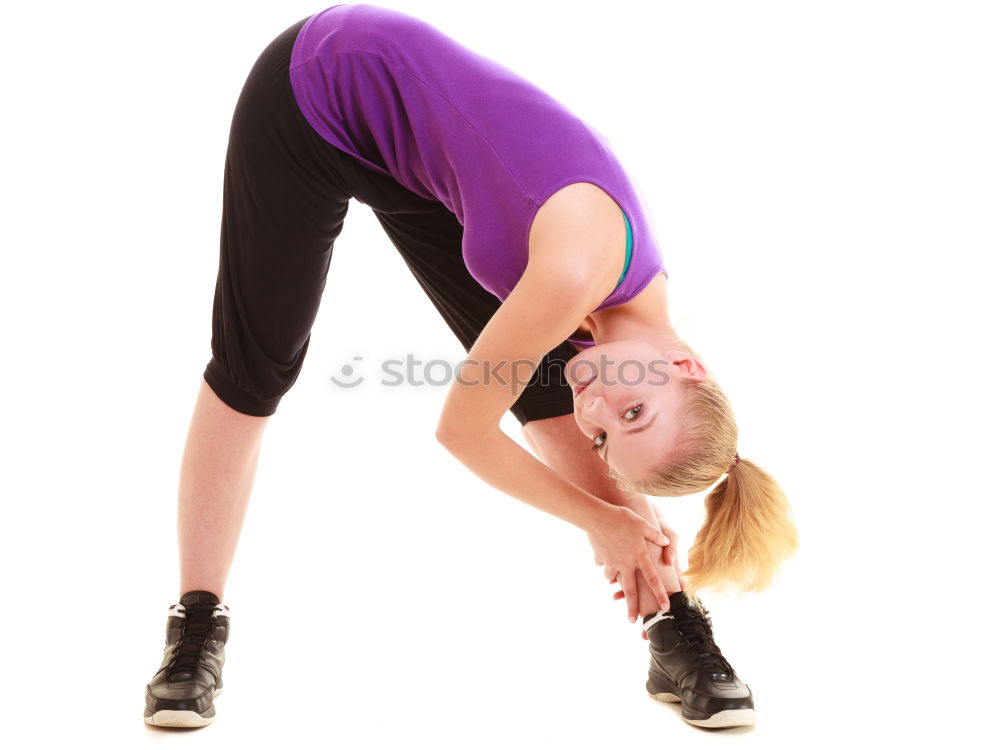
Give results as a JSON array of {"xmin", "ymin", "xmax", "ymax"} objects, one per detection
[
  {"xmin": 673, "ymin": 606, "xmax": 736, "ymax": 681},
  {"xmin": 166, "ymin": 604, "xmax": 217, "ymax": 681}
]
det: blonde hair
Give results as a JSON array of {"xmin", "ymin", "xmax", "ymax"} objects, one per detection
[{"xmin": 606, "ymin": 350, "xmax": 799, "ymax": 597}]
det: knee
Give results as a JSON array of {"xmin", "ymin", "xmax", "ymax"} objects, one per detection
[{"xmin": 203, "ymin": 356, "xmax": 288, "ymax": 417}]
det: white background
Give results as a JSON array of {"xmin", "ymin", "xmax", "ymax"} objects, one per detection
[{"xmin": 1, "ymin": 0, "xmax": 997, "ymax": 746}]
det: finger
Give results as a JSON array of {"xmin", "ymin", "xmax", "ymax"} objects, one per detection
[
  {"xmin": 644, "ymin": 523, "xmax": 671, "ymax": 547},
  {"xmin": 640, "ymin": 552, "xmax": 672, "ymax": 611},
  {"xmin": 613, "ymin": 589, "xmax": 624, "ymax": 600},
  {"xmin": 622, "ymin": 571, "xmax": 639, "ymax": 623},
  {"xmin": 641, "ymin": 629, "xmax": 648, "ymax": 641}
]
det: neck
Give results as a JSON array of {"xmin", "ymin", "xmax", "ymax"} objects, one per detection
[{"xmin": 588, "ymin": 276, "xmax": 685, "ymax": 351}]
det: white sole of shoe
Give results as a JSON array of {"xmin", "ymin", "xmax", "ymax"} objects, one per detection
[
  {"xmin": 144, "ymin": 687, "xmax": 222, "ymax": 727},
  {"xmin": 649, "ymin": 692, "xmax": 757, "ymax": 728}
]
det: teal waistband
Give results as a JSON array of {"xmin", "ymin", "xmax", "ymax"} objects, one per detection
[{"xmin": 615, "ymin": 209, "xmax": 633, "ymax": 288}]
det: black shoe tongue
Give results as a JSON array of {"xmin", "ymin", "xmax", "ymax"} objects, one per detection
[
  {"xmin": 669, "ymin": 590, "xmax": 700, "ymax": 615},
  {"xmin": 179, "ymin": 590, "xmax": 221, "ymax": 608},
  {"xmin": 167, "ymin": 592, "xmax": 219, "ymax": 682}
]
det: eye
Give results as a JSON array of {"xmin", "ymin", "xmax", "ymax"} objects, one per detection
[
  {"xmin": 625, "ymin": 405, "xmax": 642, "ymax": 421},
  {"xmin": 591, "ymin": 432, "xmax": 607, "ymax": 452}
]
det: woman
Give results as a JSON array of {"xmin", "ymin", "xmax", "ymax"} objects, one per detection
[{"xmin": 143, "ymin": 3, "xmax": 798, "ymax": 731}]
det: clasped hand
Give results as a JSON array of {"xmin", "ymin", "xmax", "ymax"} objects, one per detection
[
  {"xmin": 587, "ymin": 504, "xmax": 685, "ymax": 637},
  {"xmin": 585, "ymin": 504, "xmax": 674, "ymax": 623}
]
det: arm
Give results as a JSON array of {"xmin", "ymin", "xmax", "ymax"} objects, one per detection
[
  {"xmin": 435, "ymin": 253, "xmax": 620, "ymax": 532},
  {"xmin": 521, "ymin": 412, "xmax": 636, "ymax": 504},
  {"xmin": 521, "ymin": 413, "xmax": 684, "ymax": 608},
  {"xmin": 435, "ymin": 244, "xmax": 673, "ymax": 613}
]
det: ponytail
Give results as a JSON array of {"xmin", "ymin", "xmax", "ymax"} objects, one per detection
[
  {"xmin": 607, "ymin": 371, "xmax": 799, "ymax": 597},
  {"xmin": 683, "ymin": 456, "xmax": 798, "ymax": 594}
]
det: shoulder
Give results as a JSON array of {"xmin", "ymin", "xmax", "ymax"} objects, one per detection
[{"xmin": 528, "ymin": 182, "xmax": 627, "ymax": 299}]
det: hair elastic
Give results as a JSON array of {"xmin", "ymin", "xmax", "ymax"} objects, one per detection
[{"xmin": 727, "ymin": 453, "xmax": 741, "ymax": 473}]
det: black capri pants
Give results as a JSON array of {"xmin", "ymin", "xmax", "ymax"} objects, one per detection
[{"xmin": 203, "ymin": 14, "xmax": 579, "ymax": 426}]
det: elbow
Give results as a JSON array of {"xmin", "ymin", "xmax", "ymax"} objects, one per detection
[
  {"xmin": 437, "ymin": 407, "xmax": 500, "ymax": 451},
  {"xmin": 435, "ymin": 421, "xmax": 460, "ymax": 451},
  {"xmin": 436, "ymin": 419, "xmax": 490, "ymax": 453}
]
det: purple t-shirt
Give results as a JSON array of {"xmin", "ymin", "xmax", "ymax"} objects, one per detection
[{"xmin": 289, "ymin": 3, "xmax": 667, "ymax": 347}]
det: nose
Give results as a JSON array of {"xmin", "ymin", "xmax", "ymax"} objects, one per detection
[
  {"xmin": 581, "ymin": 393, "xmax": 604, "ymax": 415},
  {"xmin": 576, "ymin": 395, "xmax": 606, "ymax": 434}
]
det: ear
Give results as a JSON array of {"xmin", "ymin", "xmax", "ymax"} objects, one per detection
[{"xmin": 665, "ymin": 349, "xmax": 708, "ymax": 381}]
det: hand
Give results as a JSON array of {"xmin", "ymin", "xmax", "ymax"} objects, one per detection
[
  {"xmin": 586, "ymin": 505, "xmax": 673, "ymax": 623},
  {"xmin": 604, "ymin": 519, "xmax": 682, "ymax": 588},
  {"xmin": 598, "ymin": 504, "xmax": 685, "ymax": 640}
]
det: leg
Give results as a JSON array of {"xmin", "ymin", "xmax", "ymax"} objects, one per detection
[
  {"xmin": 182, "ymin": 14, "xmax": 352, "ymax": 598},
  {"xmin": 178, "ymin": 380, "xmax": 267, "ymax": 599}
]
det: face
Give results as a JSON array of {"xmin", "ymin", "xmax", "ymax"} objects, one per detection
[{"xmin": 564, "ymin": 340, "xmax": 707, "ymax": 483}]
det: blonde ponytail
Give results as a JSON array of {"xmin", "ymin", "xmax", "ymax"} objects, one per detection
[{"xmin": 683, "ymin": 456, "xmax": 798, "ymax": 594}]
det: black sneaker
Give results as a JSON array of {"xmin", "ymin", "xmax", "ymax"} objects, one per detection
[
  {"xmin": 144, "ymin": 590, "xmax": 230, "ymax": 727},
  {"xmin": 643, "ymin": 590, "xmax": 756, "ymax": 728}
]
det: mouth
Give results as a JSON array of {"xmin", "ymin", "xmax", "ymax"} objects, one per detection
[{"xmin": 574, "ymin": 376, "xmax": 596, "ymax": 397}]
